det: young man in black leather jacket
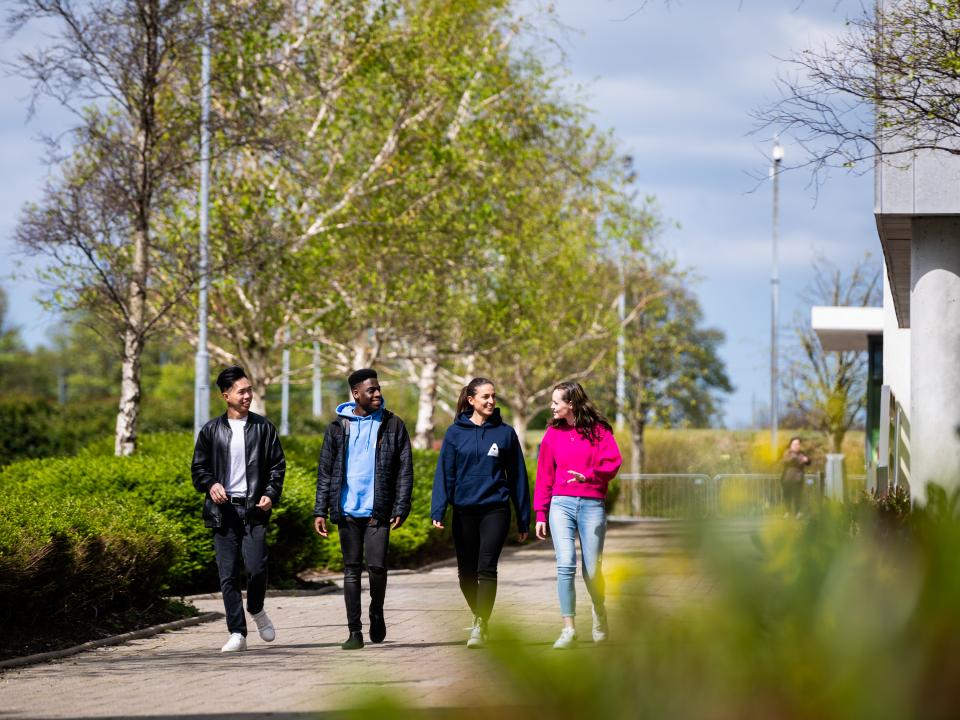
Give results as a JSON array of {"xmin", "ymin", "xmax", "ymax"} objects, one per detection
[
  {"xmin": 192, "ymin": 365, "xmax": 286, "ymax": 652},
  {"xmin": 314, "ymin": 368, "xmax": 414, "ymax": 649}
]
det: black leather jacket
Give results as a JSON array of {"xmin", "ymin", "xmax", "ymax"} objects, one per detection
[
  {"xmin": 314, "ymin": 409, "xmax": 414, "ymax": 524},
  {"xmin": 191, "ymin": 412, "xmax": 286, "ymax": 528}
]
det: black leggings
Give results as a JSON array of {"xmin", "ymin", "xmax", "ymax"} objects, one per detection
[{"xmin": 452, "ymin": 504, "xmax": 510, "ymax": 622}]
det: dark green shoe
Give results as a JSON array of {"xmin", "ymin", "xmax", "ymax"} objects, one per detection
[
  {"xmin": 369, "ymin": 611, "xmax": 386, "ymax": 644},
  {"xmin": 341, "ymin": 631, "xmax": 364, "ymax": 650}
]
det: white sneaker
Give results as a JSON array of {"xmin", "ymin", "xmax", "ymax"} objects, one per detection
[
  {"xmin": 221, "ymin": 633, "xmax": 247, "ymax": 652},
  {"xmin": 251, "ymin": 609, "xmax": 275, "ymax": 642},
  {"xmin": 592, "ymin": 607, "xmax": 608, "ymax": 643},
  {"xmin": 466, "ymin": 616, "xmax": 487, "ymax": 649},
  {"xmin": 553, "ymin": 626, "xmax": 577, "ymax": 649}
]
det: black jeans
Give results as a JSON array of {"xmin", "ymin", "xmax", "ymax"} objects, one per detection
[
  {"xmin": 452, "ymin": 504, "xmax": 510, "ymax": 623},
  {"xmin": 338, "ymin": 515, "xmax": 390, "ymax": 633},
  {"xmin": 212, "ymin": 503, "xmax": 268, "ymax": 636}
]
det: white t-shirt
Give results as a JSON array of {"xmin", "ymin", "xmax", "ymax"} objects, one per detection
[{"xmin": 226, "ymin": 417, "xmax": 248, "ymax": 496}]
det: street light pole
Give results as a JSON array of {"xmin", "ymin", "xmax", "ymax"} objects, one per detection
[
  {"xmin": 312, "ymin": 341, "xmax": 322, "ymax": 418},
  {"xmin": 771, "ymin": 136, "xmax": 784, "ymax": 453},
  {"xmin": 193, "ymin": 0, "xmax": 211, "ymax": 436},
  {"xmin": 616, "ymin": 155, "xmax": 636, "ymax": 430},
  {"xmin": 616, "ymin": 276, "xmax": 626, "ymax": 428},
  {"xmin": 281, "ymin": 326, "xmax": 290, "ymax": 436}
]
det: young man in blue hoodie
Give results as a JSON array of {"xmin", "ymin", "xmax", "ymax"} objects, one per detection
[{"xmin": 314, "ymin": 368, "xmax": 414, "ymax": 649}]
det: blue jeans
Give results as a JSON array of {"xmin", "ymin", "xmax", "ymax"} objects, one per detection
[{"xmin": 548, "ymin": 495, "xmax": 606, "ymax": 618}]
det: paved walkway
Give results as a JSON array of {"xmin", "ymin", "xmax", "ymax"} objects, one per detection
[{"xmin": 0, "ymin": 523, "xmax": 711, "ymax": 720}]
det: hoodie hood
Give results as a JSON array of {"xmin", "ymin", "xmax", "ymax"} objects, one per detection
[
  {"xmin": 454, "ymin": 407, "xmax": 503, "ymax": 429},
  {"xmin": 336, "ymin": 401, "xmax": 385, "ymax": 454},
  {"xmin": 337, "ymin": 400, "xmax": 387, "ymax": 419}
]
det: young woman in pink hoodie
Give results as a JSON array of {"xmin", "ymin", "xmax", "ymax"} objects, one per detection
[{"xmin": 534, "ymin": 381, "xmax": 622, "ymax": 649}]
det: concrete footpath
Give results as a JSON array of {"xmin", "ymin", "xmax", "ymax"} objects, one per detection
[{"xmin": 0, "ymin": 523, "xmax": 710, "ymax": 720}]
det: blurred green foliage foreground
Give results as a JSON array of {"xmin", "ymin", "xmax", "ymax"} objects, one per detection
[{"xmin": 351, "ymin": 485, "xmax": 960, "ymax": 720}]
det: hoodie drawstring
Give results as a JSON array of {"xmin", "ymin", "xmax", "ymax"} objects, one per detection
[{"xmin": 352, "ymin": 414, "xmax": 376, "ymax": 451}]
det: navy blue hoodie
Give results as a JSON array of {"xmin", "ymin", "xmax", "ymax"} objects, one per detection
[{"xmin": 431, "ymin": 408, "xmax": 530, "ymax": 532}]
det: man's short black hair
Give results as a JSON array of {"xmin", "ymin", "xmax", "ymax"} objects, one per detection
[
  {"xmin": 348, "ymin": 368, "xmax": 378, "ymax": 389},
  {"xmin": 216, "ymin": 365, "xmax": 248, "ymax": 393}
]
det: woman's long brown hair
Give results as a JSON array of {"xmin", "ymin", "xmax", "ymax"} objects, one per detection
[{"xmin": 548, "ymin": 381, "xmax": 612, "ymax": 444}]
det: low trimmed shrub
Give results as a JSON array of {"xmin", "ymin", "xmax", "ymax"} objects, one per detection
[
  {"xmin": 0, "ymin": 434, "xmax": 327, "ymax": 592},
  {"xmin": 0, "ymin": 492, "xmax": 183, "ymax": 631}
]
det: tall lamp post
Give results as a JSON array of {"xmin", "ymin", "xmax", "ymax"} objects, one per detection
[
  {"xmin": 770, "ymin": 136, "xmax": 784, "ymax": 453},
  {"xmin": 312, "ymin": 341, "xmax": 323, "ymax": 418},
  {"xmin": 193, "ymin": 0, "xmax": 211, "ymax": 436},
  {"xmin": 616, "ymin": 155, "xmax": 637, "ymax": 429},
  {"xmin": 280, "ymin": 326, "xmax": 290, "ymax": 436}
]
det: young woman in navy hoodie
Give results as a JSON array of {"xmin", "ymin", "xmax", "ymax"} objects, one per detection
[{"xmin": 431, "ymin": 377, "xmax": 531, "ymax": 648}]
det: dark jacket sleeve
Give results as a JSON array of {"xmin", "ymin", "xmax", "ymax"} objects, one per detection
[
  {"xmin": 391, "ymin": 419, "xmax": 414, "ymax": 520},
  {"xmin": 314, "ymin": 422, "xmax": 338, "ymax": 517},
  {"xmin": 263, "ymin": 423, "xmax": 285, "ymax": 505},
  {"xmin": 431, "ymin": 431, "xmax": 456, "ymax": 522},
  {"xmin": 507, "ymin": 428, "xmax": 531, "ymax": 532},
  {"xmin": 191, "ymin": 425, "xmax": 216, "ymax": 494}
]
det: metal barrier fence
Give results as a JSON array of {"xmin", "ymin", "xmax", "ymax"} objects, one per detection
[{"xmin": 612, "ymin": 472, "xmax": 823, "ymax": 519}]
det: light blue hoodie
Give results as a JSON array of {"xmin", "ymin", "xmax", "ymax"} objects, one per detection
[{"xmin": 337, "ymin": 401, "xmax": 383, "ymax": 518}]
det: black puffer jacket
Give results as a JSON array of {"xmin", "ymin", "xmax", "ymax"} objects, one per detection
[
  {"xmin": 191, "ymin": 412, "xmax": 286, "ymax": 528},
  {"xmin": 314, "ymin": 409, "xmax": 414, "ymax": 524}
]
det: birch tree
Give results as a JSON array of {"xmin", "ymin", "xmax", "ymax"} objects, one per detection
[
  {"xmin": 170, "ymin": 0, "xmax": 545, "ymax": 419},
  {"xmin": 757, "ymin": 0, "xmax": 960, "ymax": 172},
  {"xmin": 9, "ymin": 0, "xmax": 203, "ymax": 455}
]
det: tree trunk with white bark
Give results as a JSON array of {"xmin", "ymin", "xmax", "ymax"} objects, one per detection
[
  {"xmin": 114, "ymin": 224, "xmax": 148, "ymax": 456},
  {"xmin": 413, "ymin": 345, "xmax": 439, "ymax": 449}
]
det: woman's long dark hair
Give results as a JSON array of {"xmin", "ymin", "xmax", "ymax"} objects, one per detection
[
  {"xmin": 456, "ymin": 377, "xmax": 495, "ymax": 417},
  {"xmin": 549, "ymin": 381, "xmax": 611, "ymax": 444}
]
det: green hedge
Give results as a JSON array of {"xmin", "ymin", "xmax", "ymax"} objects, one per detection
[
  {"xmin": 0, "ymin": 492, "xmax": 183, "ymax": 630},
  {"xmin": 0, "ymin": 433, "xmax": 330, "ymax": 592},
  {"xmin": 0, "ymin": 396, "xmax": 116, "ymax": 465}
]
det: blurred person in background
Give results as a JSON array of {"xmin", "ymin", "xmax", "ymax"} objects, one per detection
[{"xmin": 781, "ymin": 436, "xmax": 810, "ymax": 518}]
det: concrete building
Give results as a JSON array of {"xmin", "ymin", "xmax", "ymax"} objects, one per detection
[{"xmin": 874, "ymin": 148, "xmax": 960, "ymax": 502}]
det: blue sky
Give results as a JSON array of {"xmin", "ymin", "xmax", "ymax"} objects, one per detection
[
  {"xmin": 0, "ymin": 0, "xmax": 878, "ymax": 427},
  {"xmin": 542, "ymin": 0, "xmax": 878, "ymax": 427}
]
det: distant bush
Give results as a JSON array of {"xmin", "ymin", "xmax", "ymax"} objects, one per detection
[{"xmin": 0, "ymin": 396, "xmax": 115, "ymax": 465}]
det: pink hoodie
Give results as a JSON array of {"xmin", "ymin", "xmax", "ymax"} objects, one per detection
[{"xmin": 534, "ymin": 423, "xmax": 622, "ymax": 522}]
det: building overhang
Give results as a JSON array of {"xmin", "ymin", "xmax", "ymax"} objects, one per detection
[
  {"xmin": 875, "ymin": 214, "xmax": 912, "ymax": 329},
  {"xmin": 874, "ymin": 142, "xmax": 960, "ymax": 329},
  {"xmin": 811, "ymin": 306, "xmax": 884, "ymax": 351}
]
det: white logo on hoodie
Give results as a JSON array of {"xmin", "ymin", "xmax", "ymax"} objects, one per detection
[{"xmin": 487, "ymin": 443, "xmax": 499, "ymax": 457}]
